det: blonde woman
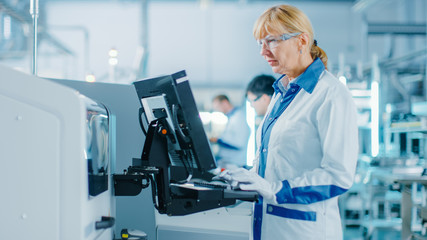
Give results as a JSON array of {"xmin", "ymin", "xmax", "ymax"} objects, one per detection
[{"xmin": 219, "ymin": 5, "xmax": 359, "ymax": 240}]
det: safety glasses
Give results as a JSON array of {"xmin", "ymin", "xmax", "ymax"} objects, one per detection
[
  {"xmin": 247, "ymin": 95, "xmax": 262, "ymax": 104},
  {"xmin": 257, "ymin": 32, "xmax": 301, "ymax": 50}
]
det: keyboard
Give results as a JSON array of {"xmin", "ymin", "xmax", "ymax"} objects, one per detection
[
  {"xmin": 170, "ymin": 182, "xmax": 258, "ymax": 202},
  {"xmin": 192, "ymin": 181, "xmax": 228, "ymax": 189}
]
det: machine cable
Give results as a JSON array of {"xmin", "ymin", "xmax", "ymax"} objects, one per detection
[
  {"xmin": 138, "ymin": 107, "xmax": 148, "ymax": 136},
  {"xmin": 172, "ymin": 104, "xmax": 194, "ymax": 183},
  {"xmin": 148, "ymin": 174, "xmax": 160, "ymax": 211}
]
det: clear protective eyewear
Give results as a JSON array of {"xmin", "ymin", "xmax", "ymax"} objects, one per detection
[
  {"xmin": 247, "ymin": 95, "xmax": 262, "ymax": 104},
  {"xmin": 257, "ymin": 32, "xmax": 301, "ymax": 50}
]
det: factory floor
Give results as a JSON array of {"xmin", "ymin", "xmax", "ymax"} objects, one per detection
[{"xmin": 343, "ymin": 226, "xmax": 401, "ymax": 240}]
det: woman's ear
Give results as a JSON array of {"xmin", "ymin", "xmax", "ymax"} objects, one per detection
[{"xmin": 298, "ymin": 33, "xmax": 310, "ymax": 51}]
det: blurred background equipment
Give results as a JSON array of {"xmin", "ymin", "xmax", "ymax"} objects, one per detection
[{"xmin": 1, "ymin": 0, "xmax": 427, "ymax": 239}]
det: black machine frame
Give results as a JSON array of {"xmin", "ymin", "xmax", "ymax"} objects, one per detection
[{"xmin": 113, "ymin": 71, "xmax": 257, "ymax": 216}]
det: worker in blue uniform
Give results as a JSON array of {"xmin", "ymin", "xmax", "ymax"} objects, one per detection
[
  {"xmin": 210, "ymin": 94, "xmax": 250, "ymax": 169},
  {"xmin": 218, "ymin": 4, "xmax": 359, "ymax": 240}
]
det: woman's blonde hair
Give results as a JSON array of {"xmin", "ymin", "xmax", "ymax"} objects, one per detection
[{"xmin": 253, "ymin": 5, "xmax": 328, "ymax": 68}]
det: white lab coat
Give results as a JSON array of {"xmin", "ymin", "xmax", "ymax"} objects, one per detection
[
  {"xmin": 217, "ymin": 107, "xmax": 251, "ymax": 167},
  {"xmin": 252, "ymin": 70, "xmax": 359, "ymax": 240}
]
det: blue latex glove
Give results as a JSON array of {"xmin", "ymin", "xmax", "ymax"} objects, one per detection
[{"xmin": 216, "ymin": 168, "xmax": 282, "ymax": 203}]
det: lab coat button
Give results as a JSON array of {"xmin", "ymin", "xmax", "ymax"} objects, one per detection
[
  {"xmin": 263, "ymin": 149, "xmax": 267, "ymax": 152},
  {"xmin": 268, "ymin": 206, "xmax": 273, "ymax": 212}
]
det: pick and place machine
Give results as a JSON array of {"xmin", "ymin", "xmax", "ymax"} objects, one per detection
[
  {"xmin": 0, "ymin": 65, "xmax": 257, "ymax": 239},
  {"xmin": 0, "ymin": 65, "xmax": 114, "ymax": 239}
]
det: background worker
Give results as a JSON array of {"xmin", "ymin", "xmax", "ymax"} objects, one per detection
[
  {"xmin": 210, "ymin": 94, "xmax": 250, "ymax": 169},
  {"xmin": 246, "ymin": 74, "xmax": 276, "ymax": 117}
]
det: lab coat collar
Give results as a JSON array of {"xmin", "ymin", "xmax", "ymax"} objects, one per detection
[{"xmin": 273, "ymin": 58, "xmax": 325, "ymax": 95}]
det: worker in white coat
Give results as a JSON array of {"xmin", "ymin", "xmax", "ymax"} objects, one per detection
[
  {"xmin": 218, "ymin": 4, "xmax": 358, "ymax": 240},
  {"xmin": 211, "ymin": 94, "xmax": 251, "ymax": 169}
]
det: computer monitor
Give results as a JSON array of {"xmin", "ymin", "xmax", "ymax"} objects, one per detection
[
  {"xmin": 133, "ymin": 70, "xmax": 216, "ymax": 180},
  {"xmin": 113, "ymin": 70, "xmax": 257, "ymax": 216}
]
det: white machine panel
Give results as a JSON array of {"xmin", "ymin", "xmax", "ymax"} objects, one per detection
[
  {"xmin": 0, "ymin": 65, "xmax": 114, "ymax": 240},
  {"xmin": 1, "ymin": 93, "xmax": 61, "ymax": 239}
]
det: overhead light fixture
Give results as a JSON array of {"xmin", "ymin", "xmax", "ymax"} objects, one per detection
[
  {"xmin": 108, "ymin": 48, "xmax": 118, "ymax": 58},
  {"xmin": 108, "ymin": 48, "xmax": 119, "ymax": 66},
  {"xmin": 109, "ymin": 58, "xmax": 118, "ymax": 66},
  {"xmin": 85, "ymin": 73, "xmax": 96, "ymax": 83}
]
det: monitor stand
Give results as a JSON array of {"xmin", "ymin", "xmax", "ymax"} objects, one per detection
[{"xmin": 114, "ymin": 118, "xmax": 258, "ymax": 216}]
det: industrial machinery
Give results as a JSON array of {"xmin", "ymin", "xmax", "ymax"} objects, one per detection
[
  {"xmin": 0, "ymin": 66, "xmax": 257, "ymax": 239},
  {"xmin": 114, "ymin": 70, "xmax": 258, "ymax": 216},
  {"xmin": 0, "ymin": 65, "xmax": 115, "ymax": 239}
]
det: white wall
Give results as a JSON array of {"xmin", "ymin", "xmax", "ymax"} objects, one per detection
[
  {"xmin": 43, "ymin": 1, "xmax": 359, "ymax": 85},
  {"xmin": 45, "ymin": 1, "xmax": 141, "ymax": 81}
]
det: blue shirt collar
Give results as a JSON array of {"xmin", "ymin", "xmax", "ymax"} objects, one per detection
[{"xmin": 272, "ymin": 58, "xmax": 325, "ymax": 95}]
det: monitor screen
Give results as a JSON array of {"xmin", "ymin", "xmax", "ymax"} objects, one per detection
[{"xmin": 133, "ymin": 71, "xmax": 217, "ymax": 178}]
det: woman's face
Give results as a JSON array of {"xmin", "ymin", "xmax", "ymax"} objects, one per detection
[{"xmin": 259, "ymin": 33, "xmax": 301, "ymax": 76}]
